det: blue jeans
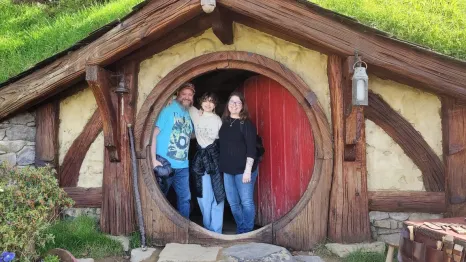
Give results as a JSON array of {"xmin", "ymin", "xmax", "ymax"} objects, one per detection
[
  {"xmin": 162, "ymin": 168, "xmax": 191, "ymax": 218},
  {"xmin": 197, "ymin": 173, "xmax": 225, "ymax": 233},
  {"xmin": 224, "ymin": 170, "xmax": 258, "ymax": 234}
]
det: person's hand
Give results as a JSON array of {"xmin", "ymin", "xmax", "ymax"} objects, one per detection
[
  {"xmin": 153, "ymin": 160, "xmax": 162, "ymax": 168},
  {"xmin": 242, "ymin": 171, "xmax": 251, "ymax": 183}
]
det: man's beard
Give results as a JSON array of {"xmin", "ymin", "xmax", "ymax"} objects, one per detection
[{"xmin": 178, "ymin": 99, "xmax": 192, "ymax": 110}]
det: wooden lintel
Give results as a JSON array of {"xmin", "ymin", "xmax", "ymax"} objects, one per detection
[
  {"xmin": 63, "ymin": 187, "xmax": 102, "ymax": 208},
  {"xmin": 211, "ymin": 7, "xmax": 234, "ymax": 45},
  {"xmin": 366, "ymin": 91, "xmax": 445, "ymax": 192},
  {"xmin": 86, "ymin": 65, "xmax": 120, "ymax": 162},
  {"xmin": 0, "ymin": 0, "xmax": 201, "ymax": 122},
  {"xmin": 368, "ymin": 191, "xmax": 446, "ymax": 213},
  {"xmin": 219, "ymin": 0, "xmax": 466, "ymax": 100}
]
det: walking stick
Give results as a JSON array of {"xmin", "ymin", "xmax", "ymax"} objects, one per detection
[{"xmin": 128, "ymin": 124, "xmax": 147, "ymax": 251}]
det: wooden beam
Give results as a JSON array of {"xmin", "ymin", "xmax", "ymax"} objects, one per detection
[
  {"xmin": 327, "ymin": 55, "xmax": 370, "ymax": 243},
  {"xmin": 86, "ymin": 65, "xmax": 120, "ymax": 161},
  {"xmin": 63, "ymin": 187, "xmax": 102, "ymax": 208},
  {"xmin": 219, "ymin": 0, "xmax": 466, "ymax": 100},
  {"xmin": 60, "ymin": 109, "xmax": 102, "ymax": 187},
  {"xmin": 211, "ymin": 7, "xmax": 233, "ymax": 45},
  {"xmin": 35, "ymin": 100, "xmax": 59, "ymax": 168},
  {"xmin": 366, "ymin": 91, "xmax": 445, "ymax": 191},
  {"xmin": 368, "ymin": 191, "xmax": 446, "ymax": 213},
  {"xmin": 442, "ymin": 97, "xmax": 466, "ymax": 216},
  {"xmin": 100, "ymin": 62, "xmax": 137, "ymax": 235},
  {"xmin": 0, "ymin": 0, "xmax": 201, "ymax": 122}
]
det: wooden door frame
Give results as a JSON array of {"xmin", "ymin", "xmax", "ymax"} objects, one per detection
[{"xmin": 134, "ymin": 51, "xmax": 333, "ymax": 249}]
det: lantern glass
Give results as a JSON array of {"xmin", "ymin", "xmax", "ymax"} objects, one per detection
[
  {"xmin": 352, "ymin": 66, "xmax": 369, "ymax": 106},
  {"xmin": 201, "ymin": 0, "xmax": 216, "ymax": 13}
]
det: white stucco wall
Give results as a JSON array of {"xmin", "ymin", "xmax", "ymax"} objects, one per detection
[
  {"xmin": 138, "ymin": 23, "xmax": 331, "ymax": 121},
  {"xmin": 59, "ymin": 87, "xmax": 103, "ymax": 187},
  {"xmin": 366, "ymin": 76, "xmax": 442, "ymax": 191}
]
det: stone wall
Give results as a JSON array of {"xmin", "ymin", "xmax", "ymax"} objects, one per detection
[
  {"xmin": 370, "ymin": 211, "xmax": 443, "ymax": 243},
  {"xmin": 0, "ymin": 112, "xmax": 36, "ymax": 167}
]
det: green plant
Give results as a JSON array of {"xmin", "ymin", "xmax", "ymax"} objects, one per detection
[
  {"xmin": 343, "ymin": 250, "xmax": 388, "ymax": 262},
  {"xmin": 129, "ymin": 231, "xmax": 142, "ymax": 249},
  {"xmin": 40, "ymin": 216, "xmax": 124, "ymax": 259},
  {"xmin": 0, "ymin": 163, "xmax": 74, "ymax": 262},
  {"xmin": 42, "ymin": 255, "xmax": 59, "ymax": 262}
]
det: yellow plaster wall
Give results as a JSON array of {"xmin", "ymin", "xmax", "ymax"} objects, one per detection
[
  {"xmin": 366, "ymin": 77, "xmax": 442, "ymax": 191},
  {"xmin": 366, "ymin": 120, "xmax": 424, "ymax": 191},
  {"xmin": 138, "ymin": 23, "xmax": 331, "ymax": 120},
  {"xmin": 59, "ymin": 87, "xmax": 103, "ymax": 188}
]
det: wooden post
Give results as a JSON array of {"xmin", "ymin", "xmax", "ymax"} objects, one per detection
[
  {"xmin": 100, "ymin": 62, "xmax": 138, "ymax": 235},
  {"xmin": 328, "ymin": 55, "xmax": 371, "ymax": 243},
  {"xmin": 211, "ymin": 7, "xmax": 233, "ymax": 45},
  {"xmin": 442, "ymin": 98, "xmax": 466, "ymax": 216},
  {"xmin": 35, "ymin": 101, "xmax": 59, "ymax": 169}
]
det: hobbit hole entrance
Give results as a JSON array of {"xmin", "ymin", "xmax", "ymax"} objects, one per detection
[{"xmin": 158, "ymin": 69, "xmax": 315, "ymax": 234}]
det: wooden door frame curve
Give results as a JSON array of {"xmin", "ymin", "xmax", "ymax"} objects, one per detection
[{"xmin": 134, "ymin": 51, "xmax": 333, "ymax": 249}]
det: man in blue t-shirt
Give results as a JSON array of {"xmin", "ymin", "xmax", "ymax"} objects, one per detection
[{"xmin": 151, "ymin": 83, "xmax": 194, "ymax": 218}]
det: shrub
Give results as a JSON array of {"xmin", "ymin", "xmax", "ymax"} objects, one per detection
[{"xmin": 0, "ymin": 163, "xmax": 74, "ymax": 262}]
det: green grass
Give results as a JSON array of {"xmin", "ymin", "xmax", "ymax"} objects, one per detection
[
  {"xmin": 39, "ymin": 216, "xmax": 124, "ymax": 259},
  {"xmin": 129, "ymin": 231, "xmax": 142, "ymax": 249},
  {"xmin": 0, "ymin": 0, "xmax": 143, "ymax": 83},
  {"xmin": 309, "ymin": 0, "xmax": 466, "ymax": 60},
  {"xmin": 343, "ymin": 251, "xmax": 390, "ymax": 262}
]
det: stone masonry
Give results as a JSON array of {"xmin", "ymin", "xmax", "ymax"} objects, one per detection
[
  {"xmin": 370, "ymin": 211, "xmax": 443, "ymax": 244},
  {"xmin": 0, "ymin": 112, "xmax": 36, "ymax": 167}
]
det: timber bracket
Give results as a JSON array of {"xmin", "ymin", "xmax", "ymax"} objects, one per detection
[
  {"xmin": 211, "ymin": 6, "xmax": 234, "ymax": 45},
  {"xmin": 86, "ymin": 65, "xmax": 121, "ymax": 162}
]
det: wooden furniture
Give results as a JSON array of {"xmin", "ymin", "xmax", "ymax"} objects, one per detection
[{"xmin": 402, "ymin": 218, "xmax": 466, "ymax": 262}]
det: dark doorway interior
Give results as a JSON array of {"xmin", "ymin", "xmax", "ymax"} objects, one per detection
[{"xmin": 165, "ymin": 69, "xmax": 259, "ymax": 234}]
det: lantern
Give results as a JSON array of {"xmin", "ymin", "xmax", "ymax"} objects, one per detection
[
  {"xmin": 201, "ymin": 0, "xmax": 216, "ymax": 13},
  {"xmin": 352, "ymin": 61, "xmax": 369, "ymax": 106}
]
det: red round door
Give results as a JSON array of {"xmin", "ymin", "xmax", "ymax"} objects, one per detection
[{"xmin": 242, "ymin": 75, "xmax": 315, "ymax": 226}]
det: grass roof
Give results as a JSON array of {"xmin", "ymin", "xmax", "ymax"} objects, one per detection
[{"xmin": 1, "ymin": 0, "xmax": 464, "ymax": 84}]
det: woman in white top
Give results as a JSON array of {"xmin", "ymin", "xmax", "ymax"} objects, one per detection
[{"xmin": 189, "ymin": 92, "xmax": 225, "ymax": 233}]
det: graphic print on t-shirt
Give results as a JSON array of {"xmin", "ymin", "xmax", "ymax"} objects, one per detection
[{"xmin": 167, "ymin": 113, "xmax": 193, "ymax": 161}]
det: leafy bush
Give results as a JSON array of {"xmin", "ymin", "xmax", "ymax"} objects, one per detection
[
  {"xmin": 0, "ymin": 164, "xmax": 74, "ymax": 262},
  {"xmin": 42, "ymin": 255, "xmax": 59, "ymax": 262}
]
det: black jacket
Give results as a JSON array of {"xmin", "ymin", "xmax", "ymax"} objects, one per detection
[{"xmin": 191, "ymin": 140, "xmax": 225, "ymax": 204}]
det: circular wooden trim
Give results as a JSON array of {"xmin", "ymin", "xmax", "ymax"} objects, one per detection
[{"xmin": 134, "ymin": 51, "xmax": 332, "ymax": 239}]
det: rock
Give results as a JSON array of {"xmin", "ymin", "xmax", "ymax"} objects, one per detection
[
  {"xmin": 159, "ymin": 243, "xmax": 221, "ymax": 262},
  {"xmin": 325, "ymin": 242, "xmax": 385, "ymax": 258},
  {"xmin": 409, "ymin": 213, "xmax": 443, "ymax": 221},
  {"xmin": 0, "ymin": 141, "xmax": 26, "ymax": 153},
  {"xmin": 220, "ymin": 243, "xmax": 293, "ymax": 262},
  {"xmin": 378, "ymin": 233, "xmax": 401, "ymax": 246},
  {"xmin": 131, "ymin": 248, "xmax": 158, "ymax": 262},
  {"xmin": 9, "ymin": 113, "xmax": 34, "ymax": 125},
  {"xmin": 389, "ymin": 212, "xmax": 410, "ymax": 221},
  {"xmin": 390, "ymin": 220, "xmax": 398, "ymax": 229},
  {"xmin": 0, "ymin": 153, "xmax": 16, "ymax": 166},
  {"xmin": 0, "ymin": 129, "xmax": 5, "ymax": 140},
  {"xmin": 374, "ymin": 220, "xmax": 391, "ymax": 228},
  {"xmin": 107, "ymin": 235, "xmax": 130, "ymax": 251},
  {"xmin": 27, "ymin": 142, "xmax": 35, "ymax": 146},
  {"xmin": 17, "ymin": 146, "xmax": 35, "ymax": 165},
  {"xmin": 77, "ymin": 259, "xmax": 94, "ymax": 262},
  {"xmin": 371, "ymin": 226, "xmax": 377, "ymax": 240},
  {"xmin": 6, "ymin": 126, "xmax": 35, "ymax": 141},
  {"xmin": 378, "ymin": 228, "xmax": 401, "ymax": 235},
  {"xmin": 26, "ymin": 122, "xmax": 36, "ymax": 127},
  {"xmin": 293, "ymin": 255, "xmax": 324, "ymax": 262},
  {"xmin": 398, "ymin": 222, "xmax": 404, "ymax": 228},
  {"xmin": 369, "ymin": 211, "xmax": 389, "ymax": 222}
]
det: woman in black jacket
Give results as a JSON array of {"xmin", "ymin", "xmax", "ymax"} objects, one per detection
[{"xmin": 219, "ymin": 91, "xmax": 258, "ymax": 234}]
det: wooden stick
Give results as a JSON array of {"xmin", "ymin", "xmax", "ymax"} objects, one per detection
[
  {"xmin": 408, "ymin": 226, "xmax": 414, "ymax": 241},
  {"xmin": 385, "ymin": 245, "xmax": 395, "ymax": 262}
]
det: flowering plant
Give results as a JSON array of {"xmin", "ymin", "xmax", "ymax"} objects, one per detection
[{"xmin": 0, "ymin": 252, "xmax": 15, "ymax": 262}]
